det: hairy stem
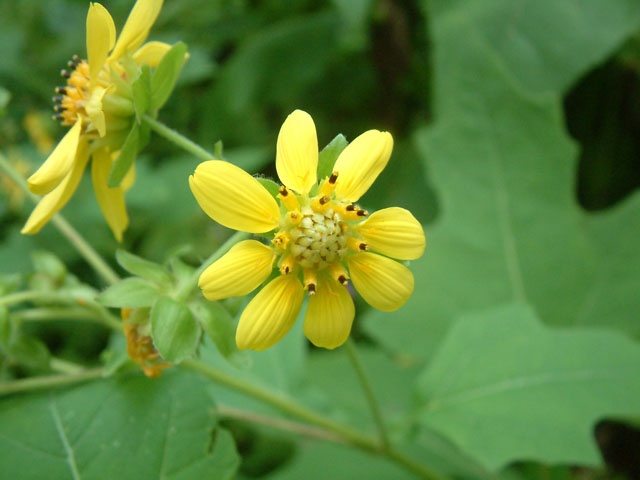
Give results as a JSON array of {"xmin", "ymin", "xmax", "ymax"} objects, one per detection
[
  {"xmin": 143, "ymin": 115, "xmax": 214, "ymax": 162},
  {"xmin": 0, "ymin": 368, "xmax": 104, "ymax": 396}
]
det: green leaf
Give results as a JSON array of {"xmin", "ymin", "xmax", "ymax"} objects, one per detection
[
  {"xmin": 151, "ymin": 296, "xmax": 200, "ymax": 363},
  {"xmin": 190, "ymin": 299, "xmax": 244, "ymax": 364},
  {"xmin": 150, "ymin": 42, "xmax": 188, "ymax": 111},
  {"xmin": 0, "ymin": 373, "xmax": 240, "ymax": 479},
  {"xmin": 30, "ymin": 250, "xmax": 66, "ymax": 283},
  {"xmin": 131, "ymin": 64, "xmax": 151, "ymax": 123},
  {"xmin": 0, "ymin": 86, "xmax": 10, "ymax": 115},
  {"xmin": 108, "ymin": 123, "xmax": 139, "ymax": 188},
  {"xmin": 417, "ymin": 303, "xmax": 640, "ymax": 470},
  {"xmin": 256, "ymin": 177, "xmax": 280, "ymax": 199},
  {"xmin": 115, "ymin": 249, "xmax": 172, "ymax": 288},
  {"xmin": 317, "ymin": 133, "xmax": 348, "ymax": 180},
  {"xmin": 6, "ymin": 335, "xmax": 50, "ymax": 371},
  {"xmin": 97, "ymin": 277, "xmax": 161, "ymax": 308}
]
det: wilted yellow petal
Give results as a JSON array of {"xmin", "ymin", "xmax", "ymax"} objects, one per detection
[
  {"xmin": 86, "ymin": 3, "xmax": 116, "ymax": 84},
  {"xmin": 236, "ymin": 275, "xmax": 304, "ymax": 351},
  {"xmin": 303, "ymin": 275, "xmax": 354, "ymax": 349},
  {"xmin": 86, "ymin": 87, "xmax": 108, "ymax": 137},
  {"xmin": 276, "ymin": 110, "xmax": 318, "ymax": 194},
  {"xmin": 22, "ymin": 140, "xmax": 90, "ymax": 235},
  {"xmin": 109, "ymin": 0, "xmax": 163, "ymax": 61},
  {"xmin": 121, "ymin": 161, "xmax": 136, "ymax": 191},
  {"xmin": 358, "ymin": 207, "xmax": 425, "ymax": 260},
  {"xmin": 132, "ymin": 41, "xmax": 171, "ymax": 67},
  {"xmin": 347, "ymin": 252, "xmax": 414, "ymax": 312},
  {"xmin": 189, "ymin": 160, "xmax": 280, "ymax": 233},
  {"xmin": 27, "ymin": 119, "xmax": 82, "ymax": 195},
  {"xmin": 199, "ymin": 240, "xmax": 275, "ymax": 301},
  {"xmin": 91, "ymin": 148, "xmax": 129, "ymax": 242},
  {"xmin": 333, "ymin": 130, "xmax": 393, "ymax": 202}
]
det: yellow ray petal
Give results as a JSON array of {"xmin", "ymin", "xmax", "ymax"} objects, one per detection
[
  {"xmin": 132, "ymin": 41, "xmax": 171, "ymax": 67},
  {"xmin": 109, "ymin": 0, "xmax": 163, "ymax": 61},
  {"xmin": 347, "ymin": 252, "xmax": 414, "ymax": 312},
  {"xmin": 121, "ymin": 161, "xmax": 136, "ymax": 191},
  {"xmin": 86, "ymin": 3, "xmax": 116, "ymax": 84},
  {"xmin": 22, "ymin": 140, "xmax": 90, "ymax": 235},
  {"xmin": 304, "ymin": 275, "xmax": 354, "ymax": 349},
  {"xmin": 236, "ymin": 275, "xmax": 304, "ymax": 351},
  {"xmin": 86, "ymin": 86, "xmax": 108, "ymax": 137},
  {"xmin": 333, "ymin": 130, "xmax": 393, "ymax": 202},
  {"xmin": 189, "ymin": 160, "xmax": 280, "ymax": 233},
  {"xmin": 357, "ymin": 207, "xmax": 426, "ymax": 260},
  {"xmin": 199, "ymin": 240, "xmax": 275, "ymax": 301},
  {"xmin": 27, "ymin": 119, "xmax": 82, "ymax": 195},
  {"xmin": 91, "ymin": 148, "xmax": 129, "ymax": 242},
  {"xmin": 276, "ymin": 110, "xmax": 318, "ymax": 194}
]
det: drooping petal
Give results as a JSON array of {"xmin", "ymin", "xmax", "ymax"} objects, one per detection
[
  {"xmin": 357, "ymin": 207, "xmax": 426, "ymax": 260},
  {"xmin": 121, "ymin": 161, "xmax": 136, "ymax": 191},
  {"xmin": 22, "ymin": 140, "xmax": 90, "ymax": 234},
  {"xmin": 27, "ymin": 119, "xmax": 82, "ymax": 195},
  {"xmin": 199, "ymin": 240, "xmax": 275, "ymax": 301},
  {"xmin": 86, "ymin": 2, "xmax": 116, "ymax": 84},
  {"xmin": 189, "ymin": 160, "xmax": 280, "ymax": 233},
  {"xmin": 333, "ymin": 130, "xmax": 393, "ymax": 202},
  {"xmin": 86, "ymin": 86, "xmax": 108, "ymax": 137},
  {"xmin": 132, "ymin": 41, "xmax": 171, "ymax": 67},
  {"xmin": 347, "ymin": 252, "xmax": 414, "ymax": 312},
  {"xmin": 236, "ymin": 275, "xmax": 304, "ymax": 351},
  {"xmin": 276, "ymin": 110, "xmax": 318, "ymax": 194},
  {"xmin": 109, "ymin": 0, "xmax": 163, "ymax": 61},
  {"xmin": 91, "ymin": 148, "xmax": 129, "ymax": 242},
  {"xmin": 304, "ymin": 275, "xmax": 354, "ymax": 349}
]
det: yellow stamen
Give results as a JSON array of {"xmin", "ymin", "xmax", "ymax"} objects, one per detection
[
  {"xmin": 303, "ymin": 268, "xmax": 317, "ymax": 295},
  {"xmin": 311, "ymin": 195, "xmax": 331, "ymax": 212},
  {"xmin": 328, "ymin": 262, "xmax": 349, "ymax": 286},
  {"xmin": 278, "ymin": 185, "xmax": 300, "ymax": 211},
  {"xmin": 272, "ymin": 231, "xmax": 291, "ymax": 250},
  {"xmin": 286, "ymin": 210, "xmax": 302, "ymax": 225},
  {"xmin": 347, "ymin": 236, "xmax": 368, "ymax": 252},
  {"xmin": 279, "ymin": 253, "xmax": 296, "ymax": 275},
  {"xmin": 319, "ymin": 172, "xmax": 338, "ymax": 196}
]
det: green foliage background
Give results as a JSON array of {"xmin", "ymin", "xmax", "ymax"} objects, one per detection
[{"xmin": 1, "ymin": 0, "xmax": 639, "ymax": 479}]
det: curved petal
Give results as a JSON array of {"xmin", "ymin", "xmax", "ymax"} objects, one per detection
[
  {"xmin": 91, "ymin": 148, "xmax": 129, "ymax": 242},
  {"xmin": 347, "ymin": 252, "xmax": 414, "ymax": 312},
  {"xmin": 86, "ymin": 86, "xmax": 108, "ymax": 137},
  {"xmin": 22, "ymin": 140, "xmax": 90, "ymax": 235},
  {"xmin": 86, "ymin": 2, "xmax": 116, "ymax": 84},
  {"xmin": 121, "ymin": 161, "xmax": 136, "ymax": 191},
  {"xmin": 236, "ymin": 275, "xmax": 304, "ymax": 351},
  {"xmin": 189, "ymin": 160, "xmax": 280, "ymax": 233},
  {"xmin": 133, "ymin": 41, "xmax": 171, "ymax": 67},
  {"xmin": 357, "ymin": 207, "xmax": 426, "ymax": 260},
  {"xmin": 109, "ymin": 0, "xmax": 163, "ymax": 61},
  {"xmin": 333, "ymin": 130, "xmax": 393, "ymax": 202},
  {"xmin": 27, "ymin": 119, "xmax": 82, "ymax": 195},
  {"xmin": 276, "ymin": 110, "xmax": 318, "ymax": 194},
  {"xmin": 304, "ymin": 275, "xmax": 354, "ymax": 349},
  {"xmin": 199, "ymin": 240, "xmax": 275, "ymax": 301}
]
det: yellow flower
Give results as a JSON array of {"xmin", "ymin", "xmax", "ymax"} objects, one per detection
[
  {"xmin": 22, "ymin": 0, "xmax": 169, "ymax": 241},
  {"xmin": 190, "ymin": 110, "xmax": 426, "ymax": 351}
]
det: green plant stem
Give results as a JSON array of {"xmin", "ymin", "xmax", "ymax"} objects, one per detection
[
  {"xmin": 175, "ymin": 231, "xmax": 251, "ymax": 302},
  {"xmin": 142, "ymin": 114, "xmax": 213, "ymax": 161},
  {"xmin": 0, "ymin": 153, "xmax": 120, "ymax": 286},
  {"xmin": 0, "ymin": 368, "xmax": 104, "ymax": 396},
  {"xmin": 49, "ymin": 357, "xmax": 85, "ymax": 374},
  {"xmin": 345, "ymin": 338, "xmax": 391, "ymax": 449}
]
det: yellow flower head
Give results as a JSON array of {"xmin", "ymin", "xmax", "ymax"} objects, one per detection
[
  {"xmin": 190, "ymin": 110, "xmax": 426, "ymax": 351},
  {"xmin": 22, "ymin": 0, "xmax": 169, "ymax": 241}
]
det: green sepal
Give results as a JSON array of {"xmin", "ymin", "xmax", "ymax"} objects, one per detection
[
  {"xmin": 214, "ymin": 140, "xmax": 225, "ymax": 160},
  {"xmin": 150, "ymin": 42, "xmax": 188, "ymax": 111},
  {"xmin": 256, "ymin": 177, "xmax": 280, "ymax": 199},
  {"xmin": 107, "ymin": 123, "xmax": 139, "ymax": 188},
  {"xmin": 190, "ymin": 299, "xmax": 242, "ymax": 362},
  {"xmin": 131, "ymin": 65, "xmax": 151, "ymax": 123},
  {"xmin": 317, "ymin": 134, "xmax": 348, "ymax": 181},
  {"xmin": 115, "ymin": 249, "xmax": 173, "ymax": 289},
  {"xmin": 151, "ymin": 296, "xmax": 200, "ymax": 363},
  {"xmin": 97, "ymin": 277, "xmax": 161, "ymax": 308}
]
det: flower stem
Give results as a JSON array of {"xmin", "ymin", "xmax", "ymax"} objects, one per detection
[
  {"xmin": 0, "ymin": 368, "xmax": 104, "ymax": 396},
  {"xmin": 175, "ymin": 231, "xmax": 251, "ymax": 302},
  {"xmin": 0, "ymin": 153, "xmax": 120, "ymax": 286},
  {"xmin": 142, "ymin": 114, "xmax": 214, "ymax": 162},
  {"xmin": 344, "ymin": 338, "xmax": 391, "ymax": 449}
]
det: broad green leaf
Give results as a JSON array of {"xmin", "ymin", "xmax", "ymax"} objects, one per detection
[
  {"xmin": 108, "ymin": 123, "xmax": 139, "ymax": 188},
  {"xmin": 115, "ymin": 249, "xmax": 172, "ymax": 288},
  {"xmin": 150, "ymin": 42, "xmax": 188, "ymax": 111},
  {"xmin": 0, "ymin": 373, "xmax": 240, "ymax": 479},
  {"xmin": 256, "ymin": 177, "xmax": 280, "ymax": 199},
  {"xmin": 97, "ymin": 277, "xmax": 161, "ymax": 308},
  {"xmin": 417, "ymin": 303, "xmax": 640, "ymax": 470},
  {"xmin": 151, "ymin": 296, "xmax": 200, "ymax": 363},
  {"xmin": 317, "ymin": 133, "xmax": 348, "ymax": 180},
  {"xmin": 132, "ymin": 64, "xmax": 151, "ymax": 123}
]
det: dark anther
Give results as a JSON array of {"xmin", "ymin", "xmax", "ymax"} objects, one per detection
[
  {"xmin": 67, "ymin": 60, "xmax": 77, "ymax": 69},
  {"xmin": 52, "ymin": 95, "xmax": 63, "ymax": 103},
  {"xmin": 319, "ymin": 195, "xmax": 330, "ymax": 205},
  {"xmin": 71, "ymin": 54, "xmax": 80, "ymax": 63},
  {"xmin": 284, "ymin": 266, "xmax": 290, "ymax": 274},
  {"xmin": 53, "ymin": 105, "xmax": 65, "ymax": 112},
  {"xmin": 356, "ymin": 209, "xmax": 368, "ymax": 217},
  {"xmin": 346, "ymin": 204, "xmax": 356, "ymax": 212},
  {"xmin": 338, "ymin": 275, "xmax": 348, "ymax": 286},
  {"xmin": 329, "ymin": 172, "xmax": 338, "ymax": 184},
  {"xmin": 53, "ymin": 113, "xmax": 63, "ymax": 121},
  {"xmin": 55, "ymin": 86, "xmax": 67, "ymax": 95},
  {"xmin": 359, "ymin": 243, "xmax": 368, "ymax": 251},
  {"xmin": 279, "ymin": 186, "xmax": 288, "ymax": 196},
  {"xmin": 60, "ymin": 69, "xmax": 70, "ymax": 78},
  {"xmin": 308, "ymin": 284, "xmax": 316, "ymax": 295}
]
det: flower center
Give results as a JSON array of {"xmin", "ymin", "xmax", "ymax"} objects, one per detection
[
  {"xmin": 290, "ymin": 206, "xmax": 347, "ymax": 269},
  {"xmin": 53, "ymin": 55, "xmax": 91, "ymax": 126}
]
